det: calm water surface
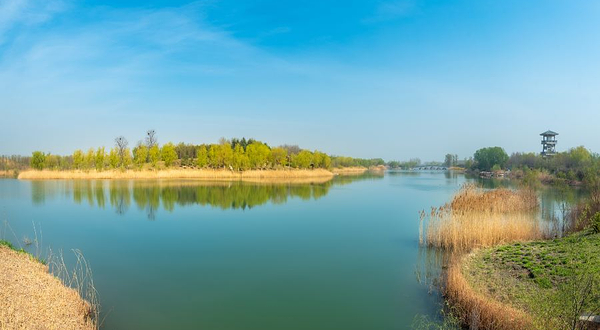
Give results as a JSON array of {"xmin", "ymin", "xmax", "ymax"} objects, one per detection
[{"xmin": 0, "ymin": 172, "xmax": 519, "ymax": 329}]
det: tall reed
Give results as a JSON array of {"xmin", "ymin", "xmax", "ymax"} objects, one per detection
[{"xmin": 420, "ymin": 184, "xmax": 543, "ymax": 253}]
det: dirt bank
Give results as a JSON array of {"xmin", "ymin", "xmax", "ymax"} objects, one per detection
[{"xmin": 0, "ymin": 245, "xmax": 95, "ymax": 329}]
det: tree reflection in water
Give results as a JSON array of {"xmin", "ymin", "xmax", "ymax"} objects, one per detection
[{"xmin": 29, "ymin": 171, "xmax": 384, "ymax": 219}]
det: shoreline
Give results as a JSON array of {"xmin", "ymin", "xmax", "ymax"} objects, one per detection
[
  {"xmin": 331, "ymin": 166, "xmax": 368, "ymax": 174},
  {"xmin": 17, "ymin": 168, "xmax": 337, "ymax": 181},
  {"xmin": 0, "ymin": 242, "xmax": 96, "ymax": 329},
  {"xmin": 453, "ymin": 232, "xmax": 600, "ymax": 329}
]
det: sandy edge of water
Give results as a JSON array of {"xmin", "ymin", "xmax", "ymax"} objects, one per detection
[{"xmin": 0, "ymin": 246, "xmax": 95, "ymax": 330}]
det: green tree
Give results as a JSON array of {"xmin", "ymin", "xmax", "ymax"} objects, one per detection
[
  {"xmin": 161, "ymin": 142, "xmax": 178, "ymax": 167},
  {"xmin": 312, "ymin": 150, "xmax": 330, "ymax": 169},
  {"xmin": 246, "ymin": 142, "xmax": 271, "ymax": 169},
  {"xmin": 232, "ymin": 144, "xmax": 249, "ymax": 171},
  {"xmin": 270, "ymin": 147, "xmax": 288, "ymax": 168},
  {"xmin": 473, "ymin": 147, "xmax": 509, "ymax": 171},
  {"xmin": 30, "ymin": 151, "xmax": 46, "ymax": 170},
  {"xmin": 133, "ymin": 145, "xmax": 148, "ymax": 169},
  {"xmin": 95, "ymin": 147, "xmax": 106, "ymax": 171},
  {"xmin": 293, "ymin": 150, "xmax": 313, "ymax": 169},
  {"xmin": 44, "ymin": 154, "xmax": 59, "ymax": 169},
  {"xmin": 208, "ymin": 144, "xmax": 233, "ymax": 168},
  {"xmin": 444, "ymin": 154, "xmax": 458, "ymax": 167},
  {"xmin": 85, "ymin": 148, "xmax": 95, "ymax": 170},
  {"xmin": 108, "ymin": 148, "xmax": 119, "ymax": 169},
  {"xmin": 149, "ymin": 145, "xmax": 160, "ymax": 168},
  {"xmin": 195, "ymin": 146, "xmax": 208, "ymax": 168},
  {"xmin": 73, "ymin": 149, "xmax": 84, "ymax": 170},
  {"xmin": 122, "ymin": 148, "xmax": 133, "ymax": 168}
]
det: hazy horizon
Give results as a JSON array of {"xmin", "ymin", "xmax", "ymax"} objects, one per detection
[{"xmin": 1, "ymin": 1, "xmax": 599, "ymax": 161}]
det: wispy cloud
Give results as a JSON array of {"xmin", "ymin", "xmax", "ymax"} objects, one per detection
[
  {"xmin": 0, "ymin": 0, "xmax": 66, "ymax": 43},
  {"xmin": 0, "ymin": 1, "xmax": 311, "ymax": 116},
  {"xmin": 362, "ymin": 0, "xmax": 417, "ymax": 23}
]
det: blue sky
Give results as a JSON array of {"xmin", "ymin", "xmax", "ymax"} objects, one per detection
[{"xmin": 1, "ymin": 0, "xmax": 599, "ymax": 161}]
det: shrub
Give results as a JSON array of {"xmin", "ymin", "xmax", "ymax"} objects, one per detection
[{"xmin": 591, "ymin": 212, "xmax": 600, "ymax": 234}]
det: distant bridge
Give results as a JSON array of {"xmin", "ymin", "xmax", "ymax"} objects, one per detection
[{"xmin": 411, "ymin": 166, "xmax": 448, "ymax": 171}]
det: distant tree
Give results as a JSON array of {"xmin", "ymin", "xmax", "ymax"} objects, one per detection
[
  {"xmin": 246, "ymin": 142, "xmax": 271, "ymax": 169},
  {"xmin": 85, "ymin": 148, "xmax": 95, "ymax": 170},
  {"xmin": 473, "ymin": 147, "xmax": 509, "ymax": 171},
  {"xmin": 145, "ymin": 129, "xmax": 157, "ymax": 148},
  {"xmin": 322, "ymin": 154, "xmax": 332, "ymax": 169},
  {"xmin": 161, "ymin": 143, "xmax": 178, "ymax": 167},
  {"xmin": 45, "ymin": 154, "xmax": 59, "ymax": 169},
  {"xmin": 30, "ymin": 151, "xmax": 46, "ymax": 170},
  {"xmin": 73, "ymin": 150, "xmax": 84, "ymax": 170},
  {"xmin": 149, "ymin": 145, "xmax": 160, "ymax": 168},
  {"xmin": 208, "ymin": 144, "xmax": 233, "ymax": 168},
  {"xmin": 108, "ymin": 148, "xmax": 119, "ymax": 169},
  {"xmin": 387, "ymin": 161, "xmax": 401, "ymax": 168},
  {"xmin": 95, "ymin": 147, "xmax": 106, "ymax": 171},
  {"xmin": 281, "ymin": 144, "xmax": 301, "ymax": 155},
  {"xmin": 122, "ymin": 148, "xmax": 133, "ymax": 168},
  {"xmin": 115, "ymin": 136, "xmax": 129, "ymax": 166},
  {"xmin": 133, "ymin": 144, "xmax": 148, "ymax": 169},
  {"xmin": 444, "ymin": 154, "xmax": 457, "ymax": 167},
  {"xmin": 232, "ymin": 144, "xmax": 249, "ymax": 171},
  {"xmin": 293, "ymin": 150, "xmax": 313, "ymax": 169},
  {"xmin": 270, "ymin": 147, "xmax": 288, "ymax": 167},
  {"xmin": 195, "ymin": 146, "xmax": 208, "ymax": 168},
  {"xmin": 175, "ymin": 142, "xmax": 196, "ymax": 166}
]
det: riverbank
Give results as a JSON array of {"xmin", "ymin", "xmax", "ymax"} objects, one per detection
[
  {"xmin": 0, "ymin": 242, "xmax": 96, "ymax": 330},
  {"xmin": 18, "ymin": 168, "xmax": 336, "ymax": 180},
  {"xmin": 455, "ymin": 231, "xmax": 599, "ymax": 329},
  {"xmin": 0, "ymin": 170, "xmax": 17, "ymax": 178},
  {"xmin": 331, "ymin": 166, "xmax": 368, "ymax": 174}
]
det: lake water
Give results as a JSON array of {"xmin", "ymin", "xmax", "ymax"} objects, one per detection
[{"xmin": 0, "ymin": 172, "xmax": 576, "ymax": 329}]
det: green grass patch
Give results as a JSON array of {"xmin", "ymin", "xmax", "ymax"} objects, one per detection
[
  {"xmin": 0, "ymin": 239, "xmax": 46, "ymax": 264},
  {"xmin": 464, "ymin": 231, "xmax": 600, "ymax": 329}
]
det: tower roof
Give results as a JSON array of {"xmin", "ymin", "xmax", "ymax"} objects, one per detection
[{"xmin": 540, "ymin": 130, "xmax": 559, "ymax": 136}]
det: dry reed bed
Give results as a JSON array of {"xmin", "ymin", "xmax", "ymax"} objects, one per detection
[
  {"xmin": 446, "ymin": 254, "xmax": 533, "ymax": 330},
  {"xmin": 0, "ymin": 170, "xmax": 15, "ymax": 177},
  {"xmin": 420, "ymin": 184, "xmax": 544, "ymax": 330},
  {"xmin": 18, "ymin": 168, "xmax": 335, "ymax": 180},
  {"xmin": 331, "ymin": 167, "xmax": 368, "ymax": 174},
  {"xmin": 0, "ymin": 246, "xmax": 96, "ymax": 330},
  {"xmin": 420, "ymin": 184, "xmax": 542, "ymax": 252}
]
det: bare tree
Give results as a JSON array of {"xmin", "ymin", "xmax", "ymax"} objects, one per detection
[
  {"xmin": 145, "ymin": 130, "xmax": 157, "ymax": 148},
  {"xmin": 115, "ymin": 136, "xmax": 128, "ymax": 163}
]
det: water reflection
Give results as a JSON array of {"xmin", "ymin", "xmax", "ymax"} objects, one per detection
[{"xmin": 30, "ymin": 173, "xmax": 383, "ymax": 219}]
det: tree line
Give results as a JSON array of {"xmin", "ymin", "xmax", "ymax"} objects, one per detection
[
  {"xmin": 25, "ymin": 131, "xmax": 383, "ymax": 172},
  {"xmin": 453, "ymin": 145, "xmax": 600, "ymax": 188}
]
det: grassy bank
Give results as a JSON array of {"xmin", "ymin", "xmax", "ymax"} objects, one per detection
[
  {"xmin": 419, "ymin": 184, "xmax": 555, "ymax": 329},
  {"xmin": 459, "ymin": 231, "xmax": 600, "ymax": 329},
  {"xmin": 18, "ymin": 168, "xmax": 335, "ymax": 180},
  {"xmin": 0, "ymin": 240, "xmax": 97, "ymax": 329}
]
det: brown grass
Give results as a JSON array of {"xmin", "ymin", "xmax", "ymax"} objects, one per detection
[
  {"xmin": 18, "ymin": 168, "xmax": 335, "ymax": 181},
  {"xmin": 421, "ymin": 184, "xmax": 549, "ymax": 329},
  {"xmin": 0, "ymin": 246, "xmax": 96, "ymax": 330},
  {"xmin": 0, "ymin": 170, "xmax": 16, "ymax": 178},
  {"xmin": 420, "ymin": 184, "xmax": 543, "ymax": 252},
  {"xmin": 331, "ymin": 167, "xmax": 368, "ymax": 174},
  {"xmin": 445, "ymin": 253, "xmax": 534, "ymax": 330},
  {"xmin": 451, "ymin": 184, "xmax": 538, "ymax": 213},
  {"xmin": 566, "ymin": 190, "xmax": 600, "ymax": 233}
]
